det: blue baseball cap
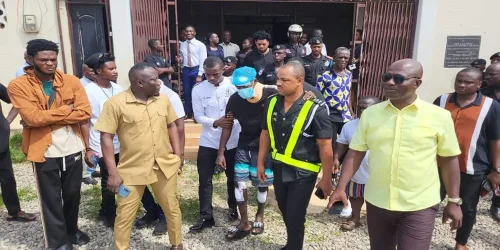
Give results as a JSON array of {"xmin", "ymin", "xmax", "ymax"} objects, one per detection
[{"xmin": 232, "ymin": 66, "xmax": 257, "ymax": 86}]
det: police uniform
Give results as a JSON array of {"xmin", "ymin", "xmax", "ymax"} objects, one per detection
[
  {"xmin": 303, "ymin": 37, "xmax": 333, "ymax": 87},
  {"xmin": 243, "ymin": 49, "xmax": 274, "ymax": 85},
  {"xmin": 261, "ymin": 93, "xmax": 332, "ymax": 250},
  {"xmin": 284, "ymin": 43, "xmax": 306, "ymax": 62}
]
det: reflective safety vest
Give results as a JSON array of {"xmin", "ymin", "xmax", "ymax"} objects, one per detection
[{"xmin": 266, "ymin": 96, "xmax": 321, "ymax": 173}]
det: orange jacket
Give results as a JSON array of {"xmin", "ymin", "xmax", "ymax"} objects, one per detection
[{"xmin": 7, "ymin": 68, "xmax": 91, "ymax": 162}]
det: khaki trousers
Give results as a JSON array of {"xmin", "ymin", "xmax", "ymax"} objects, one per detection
[{"xmin": 114, "ymin": 170, "xmax": 182, "ymax": 250}]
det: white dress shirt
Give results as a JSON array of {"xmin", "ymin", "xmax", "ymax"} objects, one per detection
[
  {"xmin": 220, "ymin": 42, "xmax": 240, "ymax": 57},
  {"xmin": 192, "ymin": 77, "xmax": 240, "ymax": 150},
  {"xmin": 85, "ymin": 82, "xmax": 123, "ymax": 155},
  {"xmin": 337, "ymin": 119, "xmax": 369, "ymax": 184},
  {"xmin": 180, "ymin": 38, "xmax": 207, "ymax": 76},
  {"xmin": 160, "ymin": 84, "xmax": 186, "ymax": 118},
  {"xmin": 305, "ymin": 43, "xmax": 327, "ymax": 56},
  {"xmin": 15, "ymin": 62, "xmax": 30, "ymax": 77},
  {"xmin": 80, "ymin": 76, "xmax": 93, "ymax": 87}
]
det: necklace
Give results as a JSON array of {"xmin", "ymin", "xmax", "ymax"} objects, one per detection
[{"xmin": 99, "ymin": 84, "xmax": 114, "ymax": 99}]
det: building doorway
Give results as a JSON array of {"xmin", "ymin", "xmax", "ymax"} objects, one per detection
[{"xmin": 67, "ymin": 0, "xmax": 112, "ymax": 77}]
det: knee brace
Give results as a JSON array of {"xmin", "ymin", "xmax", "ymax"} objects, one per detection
[
  {"xmin": 257, "ymin": 187, "xmax": 268, "ymax": 204},
  {"xmin": 235, "ymin": 181, "xmax": 247, "ymax": 202}
]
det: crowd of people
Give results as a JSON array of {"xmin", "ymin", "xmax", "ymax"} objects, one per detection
[{"xmin": 0, "ymin": 23, "xmax": 500, "ymax": 250}]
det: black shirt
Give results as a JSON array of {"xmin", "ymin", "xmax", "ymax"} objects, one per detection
[
  {"xmin": 481, "ymin": 87, "xmax": 500, "ymax": 102},
  {"xmin": 226, "ymin": 87, "xmax": 278, "ymax": 151},
  {"xmin": 284, "ymin": 43, "xmax": 307, "ymax": 61},
  {"xmin": 144, "ymin": 54, "xmax": 172, "ymax": 89},
  {"xmin": 236, "ymin": 50, "xmax": 251, "ymax": 68},
  {"xmin": 302, "ymin": 55, "xmax": 332, "ymax": 86},
  {"xmin": 0, "ymin": 83, "xmax": 11, "ymax": 153},
  {"xmin": 243, "ymin": 49, "xmax": 274, "ymax": 84},
  {"xmin": 262, "ymin": 93, "xmax": 332, "ymax": 182}
]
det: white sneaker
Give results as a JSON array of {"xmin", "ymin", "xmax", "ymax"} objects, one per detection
[{"xmin": 339, "ymin": 200, "xmax": 352, "ymax": 218}]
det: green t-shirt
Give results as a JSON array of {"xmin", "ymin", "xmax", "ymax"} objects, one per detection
[{"xmin": 42, "ymin": 81, "xmax": 54, "ymax": 96}]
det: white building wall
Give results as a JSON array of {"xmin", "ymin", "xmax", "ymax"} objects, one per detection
[{"xmin": 414, "ymin": 0, "xmax": 500, "ymax": 102}]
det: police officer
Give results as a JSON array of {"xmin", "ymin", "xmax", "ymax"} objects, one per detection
[
  {"xmin": 302, "ymin": 37, "xmax": 333, "ymax": 87},
  {"xmin": 490, "ymin": 52, "xmax": 500, "ymax": 64},
  {"xmin": 257, "ymin": 61, "xmax": 334, "ymax": 250},
  {"xmin": 285, "ymin": 24, "xmax": 307, "ymax": 62},
  {"xmin": 260, "ymin": 44, "xmax": 287, "ymax": 85}
]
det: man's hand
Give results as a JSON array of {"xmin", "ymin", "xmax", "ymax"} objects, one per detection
[
  {"xmin": 213, "ymin": 115, "xmax": 234, "ymax": 129},
  {"xmin": 487, "ymin": 171, "xmax": 500, "ymax": 188},
  {"xmin": 328, "ymin": 189, "xmax": 349, "ymax": 208},
  {"xmin": 108, "ymin": 173, "xmax": 123, "ymax": 194},
  {"xmin": 333, "ymin": 158, "xmax": 340, "ymax": 174},
  {"xmin": 196, "ymin": 76, "xmax": 203, "ymax": 83},
  {"xmin": 216, "ymin": 154, "xmax": 226, "ymax": 170},
  {"xmin": 85, "ymin": 150, "xmax": 97, "ymax": 168},
  {"xmin": 316, "ymin": 177, "xmax": 333, "ymax": 199},
  {"xmin": 442, "ymin": 203, "xmax": 463, "ymax": 231},
  {"xmin": 303, "ymin": 91, "xmax": 316, "ymax": 100},
  {"xmin": 257, "ymin": 164, "xmax": 267, "ymax": 183}
]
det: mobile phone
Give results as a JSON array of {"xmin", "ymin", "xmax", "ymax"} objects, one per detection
[
  {"xmin": 118, "ymin": 184, "xmax": 131, "ymax": 198},
  {"xmin": 348, "ymin": 64, "xmax": 356, "ymax": 70},
  {"xmin": 314, "ymin": 188, "xmax": 326, "ymax": 200},
  {"xmin": 213, "ymin": 165, "xmax": 224, "ymax": 175},
  {"xmin": 328, "ymin": 201, "xmax": 345, "ymax": 215}
]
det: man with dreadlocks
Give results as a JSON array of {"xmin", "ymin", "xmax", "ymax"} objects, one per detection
[{"xmin": 8, "ymin": 39, "xmax": 91, "ymax": 250}]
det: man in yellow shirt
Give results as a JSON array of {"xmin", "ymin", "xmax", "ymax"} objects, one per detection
[
  {"xmin": 95, "ymin": 62, "xmax": 183, "ymax": 250},
  {"xmin": 329, "ymin": 59, "xmax": 463, "ymax": 250}
]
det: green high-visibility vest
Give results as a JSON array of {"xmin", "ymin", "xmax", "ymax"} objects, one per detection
[{"xmin": 266, "ymin": 96, "xmax": 321, "ymax": 173}]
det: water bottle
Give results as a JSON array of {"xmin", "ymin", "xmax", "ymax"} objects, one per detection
[{"xmin": 88, "ymin": 153, "xmax": 99, "ymax": 174}]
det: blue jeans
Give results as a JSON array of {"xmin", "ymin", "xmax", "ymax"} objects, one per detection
[
  {"xmin": 182, "ymin": 66, "xmax": 199, "ymax": 116},
  {"xmin": 141, "ymin": 187, "xmax": 165, "ymax": 220}
]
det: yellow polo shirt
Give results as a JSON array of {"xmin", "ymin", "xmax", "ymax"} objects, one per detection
[
  {"xmin": 95, "ymin": 88, "xmax": 180, "ymax": 185},
  {"xmin": 350, "ymin": 98, "xmax": 461, "ymax": 211}
]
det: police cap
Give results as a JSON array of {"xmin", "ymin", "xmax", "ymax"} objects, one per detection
[
  {"xmin": 272, "ymin": 44, "xmax": 286, "ymax": 52},
  {"xmin": 310, "ymin": 37, "xmax": 323, "ymax": 45},
  {"xmin": 223, "ymin": 56, "xmax": 237, "ymax": 64},
  {"xmin": 470, "ymin": 59, "xmax": 486, "ymax": 66},
  {"xmin": 490, "ymin": 52, "xmax": 500, "ymax": 60}
]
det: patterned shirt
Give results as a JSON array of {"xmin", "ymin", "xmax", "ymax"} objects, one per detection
[{"xmin": 316, "ymin": 69, "xmax": 353, "ymax": 122}]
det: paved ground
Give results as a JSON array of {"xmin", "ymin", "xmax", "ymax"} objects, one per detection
[{"xmin": 0, "ymin": 162, "xmax": 499, "ymax": 250}]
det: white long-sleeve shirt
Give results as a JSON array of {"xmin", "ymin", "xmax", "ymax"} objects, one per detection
[
  {"xmin": 180, "ymin": 38, "xmax": 207, "ymax": 76},
  {"xmin": 192, "ymin": 77, "xmax": 240, "ymax": 150}
]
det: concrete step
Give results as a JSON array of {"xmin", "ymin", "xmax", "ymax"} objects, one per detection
[
  {"xmin": 184, "ymin": 123, "xmax": 202, "ymax": 134},
  {"xmin": 185, "ymin": 133, "xmax": 200, "ymax": 147},
  {"xmin": 185, "ymin": 145, "xmax": 198, "ymax": 160}
]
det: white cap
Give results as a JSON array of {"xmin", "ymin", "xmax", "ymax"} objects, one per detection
[{"xmin": 288, "ymin": 24, "xmax": 303, "ymax": 33}]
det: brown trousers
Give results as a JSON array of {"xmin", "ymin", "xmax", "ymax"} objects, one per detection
[{"xmin": 366, "ymin": 202, "xmax": 438, "ymax": 250}]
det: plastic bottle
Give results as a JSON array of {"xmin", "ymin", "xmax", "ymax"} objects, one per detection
[{"xmin": 88, "ymin": 153, "xmax": 99, "ymax": 174}]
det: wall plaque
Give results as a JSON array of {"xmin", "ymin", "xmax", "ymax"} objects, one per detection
[{"xmin": 444, "ymin": 36, "xmax": 481, "ymax": 68}]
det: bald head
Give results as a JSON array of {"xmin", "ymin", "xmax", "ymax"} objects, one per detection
[
  {"xmin": 485, "ymin": 63, "xmax": 500, "ymax": 87},
  {"xmin": 389, "ymin": 59, "xmax": 424, "ymax": 78}
]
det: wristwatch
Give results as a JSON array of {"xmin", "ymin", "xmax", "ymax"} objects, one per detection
[{"xmin": 446, "ymin": 197, "xmax": 463, "ymax": 206}]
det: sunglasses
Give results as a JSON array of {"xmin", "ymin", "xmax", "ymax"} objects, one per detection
[{"xmin": 382, "ymin": 72, "xmax": 420, "ymax": 84}]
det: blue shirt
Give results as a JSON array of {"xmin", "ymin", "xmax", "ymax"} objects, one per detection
[{"xmin": 316, "ymin": 69, "xmax": 353, "ymax": 122}]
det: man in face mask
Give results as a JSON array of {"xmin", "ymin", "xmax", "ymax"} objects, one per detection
[{"xmin": 217, "ymin": 67, "xmax": 277, "ymax": 240}]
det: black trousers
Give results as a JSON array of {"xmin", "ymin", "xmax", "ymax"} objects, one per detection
[
  {"xmin": 492, "ymin": 192, "xmax": 500, "ymax": 207},
  {"xmin": 455, "ymin": 173, "xmax": 484, "ymax": 245},
  {"xmin": 273, "ymin": 164, "xmax": 316, "ymax": 250},
  {"xmin": 142, "ymin": 186, "xmax": 166, "ymax": 220},
  {"xmin": 0, "ymin": 150, "xmax": 21, "ymax": 216},
  {"xmin": 98, "ymin": 153, "xmax": 119, "ymax": 220},
  {"xmin": 34, "ymin": 152, "xmax": 83, "ymax": 249},
  {"xmin": 197, "ymin": 146, "xmax": 236, "ymax": 219}
]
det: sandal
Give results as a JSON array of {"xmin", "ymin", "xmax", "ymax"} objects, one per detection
[
  {"xmin": 225, "ymin": 227, "xmax": 251, "ymax": 241},
  {"xmin": 6, "ymin": 211, "xmax": 36, "ymax": 222},
  {"xmin": 251, "ymin": 221, "xmax": 265, "ymax": 235},
  {"xmin": 340, "ymin": 220, "xmax": 361, "ymax": 232}
]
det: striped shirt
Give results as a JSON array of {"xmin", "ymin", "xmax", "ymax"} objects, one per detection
[{"xmin": 434, "ymin": 92, "xmax": 500, "ymax": 175}]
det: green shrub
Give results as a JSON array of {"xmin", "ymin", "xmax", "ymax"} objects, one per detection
[{"xmin": 9, "ymin": 133, "xmax": 26, "ymax": 163}]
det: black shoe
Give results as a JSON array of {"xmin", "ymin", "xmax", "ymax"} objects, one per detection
[
  {"xmin": 189, "ymin": 218, "xmax": 215, "ymax": 232},
  {"xmin": 104, "ymin": 216, "xmax": 115, "ymax": 228},
  {"xmin": 91, "ymin": 171, "xmax": 101, "ymax": 178},
  {"xmin": 82, "ymin": 177, "xmax": 98, "ymax": 185},
  {"xmin": 228, "ymin": 208, "xmax": 238, "ymax": 222},
  {"xmin": 68, "ymin": 230, "xmax": 90, "ymax": 246},
  {"xmin": 54, "ymin": 243, "xmax": 73, "ymax": 250},
  {"xmin": 490, "ymin": 205, "xmax": 500, "ymax": 221},
  {"xmin": 135, "ymin": 213, "xmax": 157, "ymax": 229},
  {"xmin": 153, "ymin": 219, "xmax": 167, "ymax": 236}
]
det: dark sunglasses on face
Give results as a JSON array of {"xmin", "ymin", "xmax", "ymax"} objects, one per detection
[{"xmin": 382, "ymin": 72, "xmax": 420, "ymax": 84}]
